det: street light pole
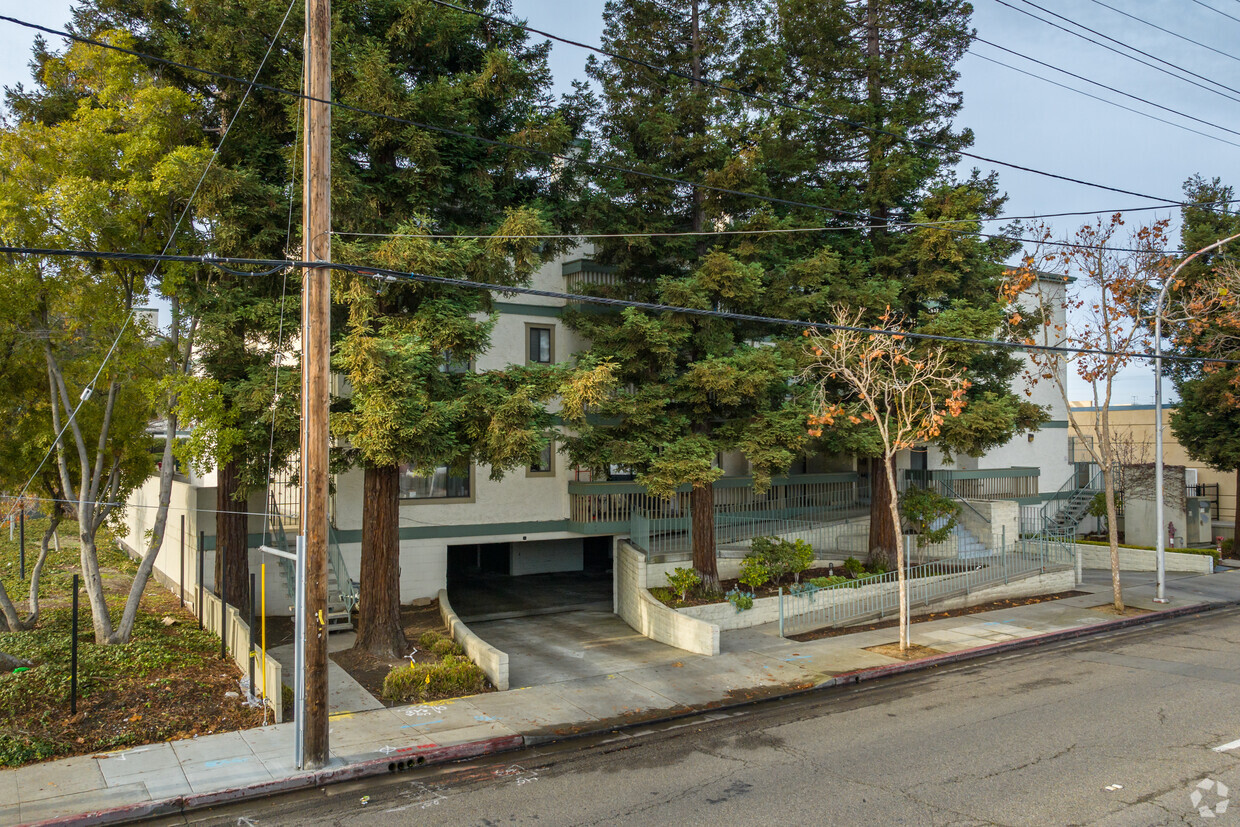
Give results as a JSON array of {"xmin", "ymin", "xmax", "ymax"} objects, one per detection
[{"xmin": 1153, "ymin": 231, "xmax": 1240, "ymax": 603}]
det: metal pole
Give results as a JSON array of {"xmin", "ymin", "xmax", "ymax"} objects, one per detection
[
  {"xmin": 70, "ymin": 574, "xmax": 79, "ymax": 715},
  {"xmin": 294, "ymin": 534, "xmax": 306, "ymax": 768},
  {"xmin": 1152, "ymin": 231, "xmax": 1240, "ymax": 603},
  {"xmin": 1154, "ymin": 303, "xmax": 1168, "ymax": 602},
  {"xmin": 18, "ymin": 510, "xmax": 24, "ymax": 581},
  {"xmin": 179, "ymin": 515, "xmax": 185, "ymax": 609},
  {"xmin": 778, "ymin": 587, "xmax": 784, "ymax": 638},
  {"xmin": 220, "ymin": 579, "xmax": 227, "ymax": 661},
  {"xmin": 249, "ymin": 573, "xmax": 256, "ymax": 699},
  {"xmin": 198, "ymin": 530, "xmax": 205, "ymax": 629}
]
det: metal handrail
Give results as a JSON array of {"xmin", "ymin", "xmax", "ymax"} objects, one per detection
[{"xmin": 779, "ymin": 538, "xmax": 1074, "ymax": 635}]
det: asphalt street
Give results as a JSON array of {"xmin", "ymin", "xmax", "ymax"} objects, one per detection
[{"xmin": 170, "ymin": 607, "xmax": 1240, "ymax": 826}]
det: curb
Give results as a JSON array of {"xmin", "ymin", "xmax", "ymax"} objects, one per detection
[{"xmin": 23, "ymin": 599, "xmax": 1234, "ymax": 826}]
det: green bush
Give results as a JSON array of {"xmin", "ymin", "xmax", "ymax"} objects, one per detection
[
  {"xmin": 431, "ymin": 637, "xmax": 464, "ymax": 658},
  {"xmin": 418, "ymin": 630, "xmax": 446, "ymax": 649},
  {"xmin": 725, "ymin": 588, "xmax": 754, "ymax": 612},
  {"xmin": 807, "ymin": 575, "xmax": 854, "ymax": 588},
  {"xmin": 382, "ymin": 655, "xmax": 487, "ymax": 703},
  {"xmin": 747, "ymin": 537, "xmax": 814, "ymax": 585},
  {"xmin": 665, "ymin": 567, "xmax": 701, "ymax": 601},
  {"xmin": 842, "ymin": 556, "xmax": 864, "ymax": 577},
  {"xmin": 738, "ymin": 555, "xmax": 771, "ymax": 590},
  {"xmin": 899, "ymin": 486, "xmax": 961, "ymax": 547},
  {"xmin": 1223, "ymin": 538, "xmax": 1235, "ymax": 558}
]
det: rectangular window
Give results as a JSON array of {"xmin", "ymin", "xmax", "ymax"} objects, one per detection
[
  {"xmin": 528, "ymin": 439, "xmax": 554, "ymax": 477},
  {"xmin": 526, "ymin": 324, "xmax": 553, "ymax": 364},
  {"xmin": 398, "ymin": 463, "xmax": 472, "ymax": 502}
]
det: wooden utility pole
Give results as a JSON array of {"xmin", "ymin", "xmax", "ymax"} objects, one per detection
[{"xmin": 302, "ymin": 0, "xmax": 332, "ymax": 769}]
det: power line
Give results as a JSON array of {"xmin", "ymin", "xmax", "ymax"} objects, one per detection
[
  {"xmin": 993, "ymin": 0, "xmax": 1240, "ymax": 104},
  {"xmin": 966, "ymin": 51, "xmax": 1240, "ymax": 149},
  {"xmin": 0, "ymin": 13, "xmax": 1198, "ymax": 254},
  {"xmin": 0, "ymin": 13, "xmax": 1193, "ymax": 210},
  {"xmin": 971, "ymin": 38, "xmax": 1240, "ymax": 142},
  {"xmin": 420, "ymin": 0, "xmax": 1187, "ymax": 207},
  {"xmin": 1188, "ymin": 0, "xmax": 1240, "ymax": 25},
  {"xmin": 1082, "ymin": 0, "xmax": 1240, "ymax": 65},
  {"xmin": 2, "ymin": 244, "xmax": 1236, "ymax": 367},
  {"xmin": 335, "ymin": 190, "xmax": 1240, "ymax": 243}
]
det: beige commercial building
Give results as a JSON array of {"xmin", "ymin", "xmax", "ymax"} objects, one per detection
[{"xmin": 1068, "ymin": 403, "xmax": 1237, "ymax": 532}]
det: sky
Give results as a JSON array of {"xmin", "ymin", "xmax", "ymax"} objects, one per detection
[{"xmin": 2, "ymin": 0, "xmax": 1237, "ymax": 404}]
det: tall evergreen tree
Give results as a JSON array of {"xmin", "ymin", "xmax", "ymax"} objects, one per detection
[
  {"xmin": 329, "ymin": 0, "xmax": 595, "ymax": 658},
  {"xmin": 564, "ymin": 0, "xmax": 816, "ymax": 590},
  {"xmin": 1168, "ymin": 176, "xmax": 1240, "ymax": 551},
  {"xmin": 58, "ymin": 0, "xmax": 307, "ymax": 614},
  {"xmin": 772, "ymin": 0, "xmax": 1042, "ymax": 563}
]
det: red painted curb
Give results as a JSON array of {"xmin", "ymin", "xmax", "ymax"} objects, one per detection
[{"xmin": 21, "ymin": 735, "xmax": 525, "ymax": 827}]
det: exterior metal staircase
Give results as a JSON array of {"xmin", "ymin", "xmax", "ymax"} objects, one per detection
[
  {"xmin": 1039, "ymin": 464, "xmax": 1105, "ymax": 540},
  {"xmin": 266, "ymin": 494, "xmax": 357, "ymax": 632}
]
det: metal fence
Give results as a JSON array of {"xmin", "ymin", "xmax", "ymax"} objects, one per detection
[
  {"xmin": 778, "ymin": 536, "xmax": 1075, "ymax": 636},
  {"xmin": 903, "ymin": 467, "xmax": 1040, "ymax": 501}
]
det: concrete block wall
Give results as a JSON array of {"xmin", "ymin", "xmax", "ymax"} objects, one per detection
[
  {"xmin": 439, "ymin": 589, "xmax": 509, "ymax": 691},
  {"xmin": 616, "ymin": 542, "xmax": 719, "ymax": 656},
  {"xmin": 1074, "ymin": 544, "xmax": 1214, "ymax": 574}
]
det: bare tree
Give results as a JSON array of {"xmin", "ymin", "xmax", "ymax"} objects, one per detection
[
  {"xmin": 1004, "ymin": 215, "xmax": 1173, "ymax": 612},
  {"xmin": 804, "ymin": 306, "xmax": 970, "ymax": 651}
]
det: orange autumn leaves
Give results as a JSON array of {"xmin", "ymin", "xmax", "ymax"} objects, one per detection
[{"xmin": 801, "ymin": 306, "xmax": 970, "ymax": 448}]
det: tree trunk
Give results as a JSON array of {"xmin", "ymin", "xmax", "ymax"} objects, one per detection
[
  {"xmin": 868, "ymin": 456, "xmax": 898, "ymax": 568},
  {"xmin": 1233, "ymin": 467, "xmax": 1239, "ymax": 557},
  {"xmin": 690, "ymin": 482, "xmax": 720, "ymax": 592},
  {"xmin": 885, "ymin": 457, "xmax": 908, "ymax": 651},
  {"xmin": 1102, "ymin": 465, "xmax": 1124, "ymax": 612},
  {"xmin": 215, "ymin": 457, "xmax": 250, "ymax": 613},
  {"xmin": 354, "ymin": 463, "xmax": 407, "ymax": 659}
]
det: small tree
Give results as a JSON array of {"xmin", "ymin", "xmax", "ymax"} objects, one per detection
[
  {"xmin": 804, "ymin": 306, "xmax": 969, "ymax": 651},
  {"xmin": 1004, "ymin": 216, "xmax": 1174, "ymax": 613},
  {"xmin": 899, "ymin": 486, "xmax": 961, "ymax": 551}
]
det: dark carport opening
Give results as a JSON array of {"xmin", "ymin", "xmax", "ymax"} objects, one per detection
[{"xmin": 446, "ymin": 536, "xmax": 614, "ymax": 623}]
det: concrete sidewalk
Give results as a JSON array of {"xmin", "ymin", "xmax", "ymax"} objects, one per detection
[{"xmin": 6, "ymin": 568, "xmax": 1240, "ymax": 826}]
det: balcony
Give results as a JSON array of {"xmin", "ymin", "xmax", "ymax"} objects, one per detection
[{"xmin": 902, "ymin": 467, "xmax": 1040, "ymax": 501}]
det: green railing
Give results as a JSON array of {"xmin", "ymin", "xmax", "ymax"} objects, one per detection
[
  {"xmin": 903, "ymin": 467, "xmax": 1039, "ymax": 501},
  {"xmin": 571, "ymin": 473, "xmax": 868, "ymax": 558}
]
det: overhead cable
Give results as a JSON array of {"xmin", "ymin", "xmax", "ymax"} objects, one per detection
[{"xmin": 2, "ymin": 244, "xmax": 1235, "ymax": 367}]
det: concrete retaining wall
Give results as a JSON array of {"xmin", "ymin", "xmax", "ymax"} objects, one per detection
[
  {"xmin": 918, "ymin": 569, "xmax": 1076, "ymax": 614},
  {"xmin": 200, "ymin": 590, "xmax": 283, "ymax": 721},
  {"xmin": 438, "ymin": 589, "xmax": 510, "ymax": 691},
  {"xmin": 617, "ymin": 542, "xmax": 719, "ymax": 656},
  {"xmin": 679, "ymin": 566, "xmax": 1079, "ymax": 631},
  {"xmin": 1074, "ymin": 544, "xmax": 1214, "ymax": 574}
]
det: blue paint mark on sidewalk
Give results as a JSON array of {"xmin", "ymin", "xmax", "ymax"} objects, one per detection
[{"xmin": 203, "ymin": 757, "xmax": 251, "ymax": 769}]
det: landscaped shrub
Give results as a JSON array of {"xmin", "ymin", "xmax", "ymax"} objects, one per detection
[
  {"xmin": 808, "ymin": 575, "xmax": 854, "ymax": 588},
  {"xmin": 725, "ymin": 588, "xmax": 754, "ymax": 612},
  {"xmin": 747, "ymin": 537, "xmax": 814, "ymax": 585},
  {"xmin": 842, "ymin": 556, "xmax": 865, "ymax": 577},
  {"xmin": 418, "ymin": 630, "xmax": 446, "ymax": 649},
  {"xmin": 382, "ymin": 655, "xmax": 487, "ymax": 702},
  {"xmin": 431, "ymin": 637, "xmax": 464, "ymax": 658},
  {"xmin": 666, "ymin": 567, "xmax": 701, "ymax": 601},
  {"xmin": 899, "ymin": 486, "xmax": 961, "ymax": 547},
  {"xmin": 738, "ymin": 555, "xmax": 771, "ymax": 590}
]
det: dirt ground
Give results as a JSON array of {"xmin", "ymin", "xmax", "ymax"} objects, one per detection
[
  {"xmin": 866, "ymin": 642, "xmax": 945, "ymax": 660},
  {"xmin": 0, "ymin": 520, "xmax": 266, "ymax": 767},
  {"xmin": 330, "ymin": 601, "xmax": 495, "ymax": 705},
  {"xmin": 788, "ymin": 591, "xmax": 1089, "ymax": 642}
]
